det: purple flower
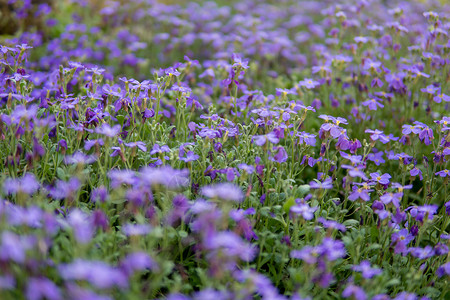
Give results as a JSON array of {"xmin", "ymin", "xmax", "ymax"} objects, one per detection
[
  {"xmin": 201, "ymin": 183, "xmax": 244, "ymax": 203},
  {"xmin": 380, "ymin": 192, "xmax": 402, "ymax": 208},
  {"xmin": 124, "ymin": 141, "xmax": 147, "ymax": 152},
  {"xmin": 269, "ymin": 146, "xmax": 288, "ymax": 163},
  {"xmin": 290, "ymin": 203, "xmax": 317, "ymax": 220},
  {"xmin": 353, "ymin": 260, "xmax": 382, "ymax": 278},
  {"xmin": 84, "ymin": 138, "xmax": 104, "ymax": 151},
  {"xmin": 95, "ymin": 123, "xmax": 121, "ymax": 137},
  {"xmin": 435, "ymin": 169, "xmax": 449, "ymax": 177},
  {"xmin": 165, "ymin": 67, "xmax": 181, "ymax": 77},
  {"xmin": 122, "ymin": 223, "xmax": 152, "ymax": 236},
  {"xmin": 179, "ymin": 151, "xmax": 199, "ymax": 162},
  {"xmin": 309, "ymin": 178, "xmax": 333, "ymax": 189},
  {"xmin": 420, "ymin": 84, "xmax": 439, "ymax": 95},
  {"xmin": 59, "ymin": 259, "xmax": 127, "ymax": 289},
  {"xmin": 365, "ymin": 129, "xmax": 390, "ymax": 144},
  {"xmin": 408, "ymin": 205, "xmax": 438, "ymax": 222},
  {"xmin": 437, "ymin": 262, "xmax": 450, "ymax": 277},
  {"xmin": 348, "ymin": 184, "xmax": 372, "ymax": 202},
  {"xmin": 435, "ymin": 243, "xmax": 449, "ymax": 256},
  {"xmin": 373, "ymin": 201, "xmax": 390, "ymax": 220},
  {"xmin": 238, "ymin": 163, "xmax": 255, "ymax": 174},
  {"xmin": 66, "ymin": 209, "xmax": 94, "ymax": 244},
  {"xmin": 317, "ymin": 217, "xmax": 346, "ymax": 232},
  {"xmin": 231, "ymin": 53, "xmax": 249, "ymax": 70},
  {"xmin": 367, "ymin": 151, "xmax": 386, "ymax": 166},
  {"xmin": 64, "ymin": 151, "xmax": 97, "ymax": 164},
  {"xmin": 253, "ymin": 132, "xmax": 279, "ymax": 146},
  {"xmin": 391, "ymin": 229, "xmax": 414, "ymax": 255},
  {"xmin": 297, "ymin": 131, "xmax": 317, "ymax": 146},
  {"xmin": 410, "ymin": 167, "xmax": 423, "ymax": 180},
  {"xmin": 140, "ymin": 166, "xmax": 190, "ymax": 189},
  {"xmin": 48, "ymin": 178, "xmax": 81, "ymax": 200},
  {"xmin": 408, "ymin": 246, "xmax": 435, "ymax": 259},
  {"xmin": 341, "ymin": 164, "xmax": 368, "ymax": 180},
  {"xmin": 370, "ymin": 172, "xmax": 391, "ymax": 185},
  {"xmin": 290, "ymin": 246, "xmax": 320, "ymax": 264},
  {"xmin": 362, "ymin": 97, "xmax": 384, "ymax": 110},
  {"xmin": 150, "ymin": 144, "xmax": 171, "ymax": 155},
  {"xmin": 26, "ymin": 277, "xmax": 62, "ymax": 300},
  {"xmin": 3, "ymin": 173, "xmax": 40, "ymax": 195},
  {"xmin": 0, "ymin": 231, "xmax": 33, "ymax": 263},
  {"xmin": 120, "ymin": 252, "xmax": 158, "ymax": 276},
  {"xmin": 342, "ymin": 284, "xmax": 367, "ymax": 300},
  {"xmin": 319, "ymin": 238, "xmax": 346, "ymax": 261},
  {"xmin": 299, "ymin": 78, "xmax": 320, "ymax": 89},
  {"xmin": 205, "ymin": 231, "xmax": 255, "ymax": 261},
  {"xmin": 433, "ymin": 91, "xmax": 450, "ymax": 103}
]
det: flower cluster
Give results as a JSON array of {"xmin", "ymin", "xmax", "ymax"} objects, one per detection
[{"xmin": 0, "ymin": 0, "xmax": 449, "ymax": 299}]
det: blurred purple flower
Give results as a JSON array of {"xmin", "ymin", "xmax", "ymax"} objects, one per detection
[{"xmin": 201, "ymin": 183, "xmax": 244, "ymax": 202}]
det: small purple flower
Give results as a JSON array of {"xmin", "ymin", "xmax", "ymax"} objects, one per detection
[
  {"xmin": 317, "ymin": 217, "xmax": 346, "ymax": 232},
  {"xmin": 435, "ymin": 169, "xmax": 449, "ymax": 177},
  {"xmin": 269, "ymin": 146, "xmax": 288, "ymax": 163},
  {"xmin": 365, "ymin": 129, "xmax": 390, "ymax": 144},
  {"xmin": 420, "ymin": 84, "xmax": 439, "ymax": 95},
  {"xmin": 179, "ymin": 151, "xmax": 199, "ymax": 162},
  {"xmin": 252, "ymin": 132, "xmax": 279, "ymax": 146},
  {"xmin": 299, "ymin": 78, "xmax": 320, "ymax": 89},
  {"xmin": 319, "ymin": 238, "xmax": 346, "ymax": 261},
  {"xmin": 120, "ymin": 252, "xmax": 158, "ymax": 276},
  {"xmin": 290, "ymin": 246, "xmax": 320, "ymax": 264},
  {"xmin": 26, "ymin": 277, "xmax": 62, "ymax": 300},
  {"xmin": 205, "ymin": 231, "xmax": 255, "ymax": 261},
  {"xmin": 66, "ymin": 209, "xmax": 94, "ymax": 244},
  {"xmin": 408, "ymin": 205, "xmax": 438, "ymax": 222},
  {"xmin": 201, "ymin": 183, "xmax": 244, "ymax": 203},
  {"xmin": 348, "ymin": 184, "xmax": 372, "ymax": 202},
  {"xmin": 435, "ymin": 243, "xmax": 449, "ymax": 256},
  {"xmin": 122, "ymin": 223, "xmax": 152, "ymax": 236},
  {"xmin": 370, "ymin": 172, "xmax": 391, "ymax": 185},
  {"xmin": 437, "ymin": 262, "xmax": 450, "ymax": 277},
  {"xmin": 297, "ymin": 131, "xmax": 317, "ymax": 146},
  {"xmin": 409, "ymin": 246, "xmax": 435, "ymax": 259},
  {"xmin": 95, "ymin": 123, "xmax": 121, "ymax": 137},
  {"xmin": 124, "ymin": 141, "xmax": 147, "ymax": 152},
  {"xmin": 290, "ymin": 203, "xmax": 317, "ymax": 220},
  {"xmin": 309, "ymin": 177, "xmax": 333, "ymax": 189},
  {"xmin": 108, "ymin": 169, "xmax": 137, "ymax": 188},
  {"xmin": 391, "ymin": 229, "xmax": 414, "ymax": 255},
  {"xmin": 150, "ymin": 144, "xmax": 171, "ymax": 155},
  {"xmin": 341, "ymin": 164, "xmax": 368, "ymax": 180},
  {"xmin": 362, "ymin": 97, "xmax": 384, "ymax": 111},
  {"xmin": 3, "ymin": 173, "xmax": 40, "ymax": 195},
  {"xmin": 342, "ymin": 284, "xmax": 367, "ymax": 300},
  {"xmin": 380, "ymin": 192, "xmax": 402, "ymax": 208},
  {"xmin": 238, "ymin": 163, "xmax": 255, "ymax": 174},
  {"xmin": 48, "ymin": 178, "xmax": 81, "ymax": 200},
  {"xmin": 140, "ymin": 166, "xmax": 190, "ymax": 189},
  {"xmin": 410, "ymin": 167, "xmax": 423, "ymax": 180},
  {"xmin": 353, "ymin": 260, "xmax": 382, "ymax": 278},
  {"xmin": 58, "ymin": 259, "xmax": 127, "ymax": 289}
]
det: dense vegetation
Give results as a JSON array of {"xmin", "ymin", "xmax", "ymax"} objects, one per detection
[{"xmin": 0, "ymin": 0, "xmax": 449, "ymax": 299}]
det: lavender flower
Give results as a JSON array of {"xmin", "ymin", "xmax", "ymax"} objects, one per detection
[
  {"xmin": 3, "ymin": 173, "xmax": 40, "ymax": 195},
  {"xmin": 290, "ymin": 203, "xmax": 317, "ymax": 220},
  {"xmin": 353, "ymin": 260, "xmax": 382, "ymax": 278},
  {"xmin": 201, "ymin": 183, "xmax": 244, "ymax": 203}
]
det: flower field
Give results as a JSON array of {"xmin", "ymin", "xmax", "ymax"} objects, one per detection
[{"xmin": 0, "ymin": 0, "xmax": 449, "ymax": 299}]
